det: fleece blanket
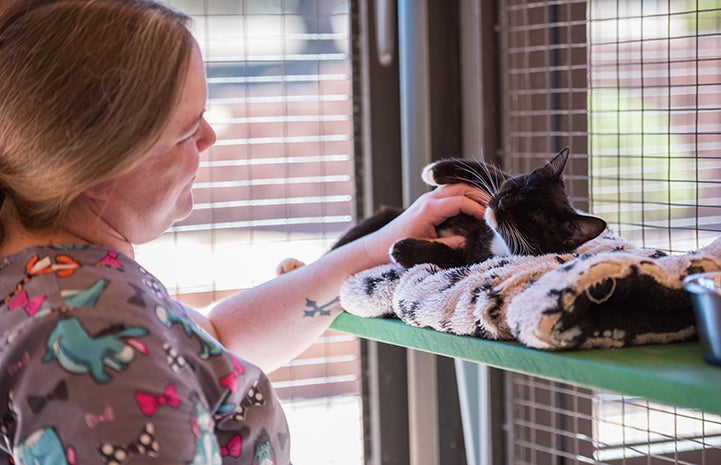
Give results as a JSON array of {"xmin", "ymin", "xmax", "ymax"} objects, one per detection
[{"xmin": 339, "ymin": 229, "xmax": 721, "ymax": 350}]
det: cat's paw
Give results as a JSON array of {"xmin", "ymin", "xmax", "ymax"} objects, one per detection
[
  {"xmin": 276, "ymin": 257, "xmax": 306, "ymax": 275},
  {"xmin": 391, "ymin": 238, "xmax": 440, "ymax": 268},
  {"xmin": 389, "ymin": 239, "xmax": 414, "ymax": 267},
  {"xmin": 392, "ymin": 237, "xmax": 466, "ymax": 269}
]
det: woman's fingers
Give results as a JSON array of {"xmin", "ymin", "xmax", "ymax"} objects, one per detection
[
  {"xmin": 465, "ymin": 190, "xmax": 489, "ymax": 207},
  {"xmin": 433, "ymin": 235, "xmax": 466, "ymax": 249},
  {"xmin": 370, "ymin": 183, "xmax": 489, "ymax": 257},
  {"xmin": 417, "ymin": 185, "xmax": 488, "ymax": 223}
]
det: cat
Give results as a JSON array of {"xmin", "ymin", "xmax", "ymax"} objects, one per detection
[{"xmin": 330, "ymin": 148, "xmax": 607, "ymax": 269}]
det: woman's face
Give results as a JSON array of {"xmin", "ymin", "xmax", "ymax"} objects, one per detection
[{"xmin": 90, "ymin": 43, "xmax": 216, "ymax": 244}]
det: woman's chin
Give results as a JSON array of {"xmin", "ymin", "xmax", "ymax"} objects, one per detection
[{"xmin": 176, "ymin": 193, "xmax": 195, "ymax": 221}]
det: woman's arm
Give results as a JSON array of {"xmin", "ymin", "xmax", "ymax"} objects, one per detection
[{"xmin": 194, "ymin": 183, "xmax": 489, "ymax": 373}]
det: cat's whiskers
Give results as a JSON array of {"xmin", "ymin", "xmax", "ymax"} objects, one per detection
[
  {"xmin": 498, "ymin": 222, "xmax": 538, "ymax": 255},
  {"xmin": 455, "ymin": 161, "xmax": 499, "ymax": 195},
  {"xmin": 477, "ymin": 160, "xmax": 502, "ymax": 194}
]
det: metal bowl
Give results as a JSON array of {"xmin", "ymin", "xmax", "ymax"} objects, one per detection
[{"xmin": 683, "ymin": 272, "xmax": 721, "ymax": 366}]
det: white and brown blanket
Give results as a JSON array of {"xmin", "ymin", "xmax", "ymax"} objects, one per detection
[{"xmin": 339, "ymin": 229, "xmax": 721, "ymax": 350}]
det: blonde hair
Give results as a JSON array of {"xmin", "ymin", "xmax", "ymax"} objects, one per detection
[{"xmin": 0, "ymin": 0, "xmax": 193, "ymax": 243}]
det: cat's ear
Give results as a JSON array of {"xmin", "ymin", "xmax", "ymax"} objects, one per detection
[
  {"xmin": 536, "ymin": 147, "xmax": 570, "ymax": 180},
  {"xmin": 562, "ymin": 212, "xmax": 607, "ymax": 250}
]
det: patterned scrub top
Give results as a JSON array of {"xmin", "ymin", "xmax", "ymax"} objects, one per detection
[{"xmin": 0, "ymin": 244, "xmax": 291, "ymax": 465}]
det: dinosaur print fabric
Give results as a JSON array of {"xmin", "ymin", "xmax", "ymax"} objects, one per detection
[{"xmin": 0, "ymin": 245, "xmax": 291, "ymax": 465}]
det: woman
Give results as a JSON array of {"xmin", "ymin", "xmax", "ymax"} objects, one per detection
[{"xmin": 0, "ymin": 1, "xmax": 488, "ymax": 464}]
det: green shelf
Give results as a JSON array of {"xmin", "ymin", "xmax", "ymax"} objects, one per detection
[{"xmin": 331, "ymin": 312, "xmax": 721, "ymax": 415}]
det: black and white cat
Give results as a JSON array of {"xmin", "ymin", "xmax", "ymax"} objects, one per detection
[{"xmin": 332, "ymin": 148, "xmax": 607, "ymax": 269}]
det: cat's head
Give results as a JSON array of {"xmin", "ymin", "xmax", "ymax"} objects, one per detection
[{"xmin": 485, "ymin": 148, "xmax": 607, "ymax": 255}]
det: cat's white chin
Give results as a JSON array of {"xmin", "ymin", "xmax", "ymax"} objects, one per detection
[
  {"xmin": 490, "ymin": 233, "xmax": 511, "ymax": 256},
  {"xmin": 485, "ymin": 209, "xmax": 511, "ymax": 256}
]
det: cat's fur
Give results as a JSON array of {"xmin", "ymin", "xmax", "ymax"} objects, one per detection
[{"xmin": 333, "ymin": 148, "xmax": 607, "ymax": 269}]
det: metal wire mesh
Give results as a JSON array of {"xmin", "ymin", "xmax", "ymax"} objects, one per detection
[
  {"xmin": 588, "ymin": 0, "xmax": 721, "ymax": 253},
  {"xmin": 508, "ymin": 374, "xmax": 721, "ymax": 465},
  {"xmin": 500, "ymin": 0, "xmax": 590, "ymax": 210},
  {"xmin": 593, "ymin": 393, "xmax": 721, "ymax": 464},
  {"xmin": 501, "ymin": 1, "xmax": 721, "ymax": 464}
]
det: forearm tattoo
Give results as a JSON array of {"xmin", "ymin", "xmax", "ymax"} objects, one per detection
[{"xmin": 303, "ymin": 296, "xmax": 340, "ymax": 317}]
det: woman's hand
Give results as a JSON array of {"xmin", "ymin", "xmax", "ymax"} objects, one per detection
[{"xmin": 359, "ymin": 184, "xmax": 490, "ymax": 265}]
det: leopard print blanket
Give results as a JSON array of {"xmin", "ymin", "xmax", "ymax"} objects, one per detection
[{"xmin": 339, "ymin": 229, "xmax": 721, "ymax": 349}]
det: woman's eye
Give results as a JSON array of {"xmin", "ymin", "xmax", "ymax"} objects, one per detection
[{"xmin": 182, "ymin": 126, "xmax": 201, "ymax": 143}]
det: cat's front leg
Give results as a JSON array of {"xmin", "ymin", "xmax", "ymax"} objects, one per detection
[{"xmin": 391, "ymin": 238, "xmax": 466, "ymax": 269}]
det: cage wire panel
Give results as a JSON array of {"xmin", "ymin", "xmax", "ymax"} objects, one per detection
[
  {"xmin": 501, "ymin": 0, "xmax": 590, "ymax": 210},
  {"xmin": 507, "ymin": 375, "xmax": 721, "ymax": 465},
  {"xmin": 500, "ymin": 1, "xmax": 721, "ymax": 464},
  {"xmin": 588, "ymin": 0, "xmax": 721, "ymax": 253}
]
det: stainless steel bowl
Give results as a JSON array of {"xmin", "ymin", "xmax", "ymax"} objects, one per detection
[{"xmin": 683, "ymin": 272, "xmax": 721, "ymax": 366}]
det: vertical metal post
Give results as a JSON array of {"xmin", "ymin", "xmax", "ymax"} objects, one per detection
[
  {"xmin": 454, "ymin": 360, "xmax": 485, "ymax": 465},
  {"xmin": 398, "ymin": 0, "xmax": 432, "ymax": 205},
  {"xmin": 354, "ymin": 1, "xmax": 410, "ymax": 464},
  {"xmin": 457, "ymin": 2, "xmax": 506, "ymax": 465},
  {"xmin": 398, "ymin": 2, "xmax": 439, "ymax": 465}
]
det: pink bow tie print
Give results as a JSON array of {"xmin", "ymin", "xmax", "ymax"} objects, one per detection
[
  {"xmin": 134, "ymin": 383, "xmax": 180, "ymax": 415},
  {"xmin": 220, "ymin": 434, "xmax": 242, "ymax": 458}
]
